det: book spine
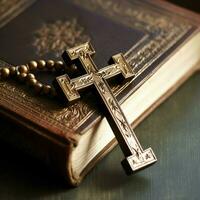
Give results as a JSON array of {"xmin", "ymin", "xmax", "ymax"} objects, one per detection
[{"xmin": 0, "ymin": 110, "xmax": 78, "ymax": 186}]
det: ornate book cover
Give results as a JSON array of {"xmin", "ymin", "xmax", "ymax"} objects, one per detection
[{"xmin": 0, "ymin": 0, "xmax": 199, "ymax": 186}]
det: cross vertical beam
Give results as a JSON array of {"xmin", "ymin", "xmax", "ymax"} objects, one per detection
[{"xmin": 55, "ymin": 42, "xmax": 157, "ymax": 175}]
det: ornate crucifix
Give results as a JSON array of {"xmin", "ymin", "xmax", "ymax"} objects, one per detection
[{"xmin": 55, "ymin": 42, "xmax": 157, "ymax": 175}]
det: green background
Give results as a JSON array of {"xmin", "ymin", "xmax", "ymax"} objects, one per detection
[{"xmin": 0, "ymin": 72, "xmax": 200, "ymax": 200}]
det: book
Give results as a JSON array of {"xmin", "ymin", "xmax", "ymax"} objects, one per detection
[{"xmin": 0, "ymin": 0, "xmax": 200, "ymax": 186}]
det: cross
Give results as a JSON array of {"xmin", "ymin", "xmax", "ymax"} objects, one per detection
[{"xmin": 55, "ymin": 42, "xmax": 157, "ymax": 175}]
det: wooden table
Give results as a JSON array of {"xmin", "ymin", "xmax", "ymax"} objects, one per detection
[{"xmin": 0, "ymin": 72, "xmax": 200, "ymax": 200}]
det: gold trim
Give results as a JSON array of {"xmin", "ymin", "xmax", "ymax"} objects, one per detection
[{"xmin": 0, "ymin": 0, "xmax": 35, "ymax": 28}]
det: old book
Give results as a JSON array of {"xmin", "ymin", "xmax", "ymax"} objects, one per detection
[{"xmin": 0, "ymin": 0, "xmax": 200, "ymax": 186}]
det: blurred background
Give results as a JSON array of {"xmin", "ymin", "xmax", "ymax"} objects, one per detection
[{"xmin": 168, "ymin": 0, "xmax": 200, "ymax": 13}]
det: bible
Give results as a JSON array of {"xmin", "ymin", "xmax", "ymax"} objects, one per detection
[{"xmin": 0, "ymin": 0, "xmax": 200, "ymax": 186}]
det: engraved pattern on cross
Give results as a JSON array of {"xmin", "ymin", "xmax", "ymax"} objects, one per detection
[{"xmin": 55, "ymin": 42, "xmax": 157, "ymax": 174}]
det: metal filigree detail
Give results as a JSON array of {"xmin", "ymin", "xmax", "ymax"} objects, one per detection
[
  {"xmin": 33, "ymin": 19, "xmax": 90, "ymax": 57},
  {"xmin": 55, "ymin": 42, "xmax": 157, "ymax": 173}
]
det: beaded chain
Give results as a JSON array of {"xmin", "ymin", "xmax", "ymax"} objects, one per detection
[{"xmin": 0, "ymin": 60, "xmax": 77, "ymax": 97}]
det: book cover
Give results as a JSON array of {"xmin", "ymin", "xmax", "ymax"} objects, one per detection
[{"xmin": 0, "ymin": 0, "xmax": 199, "ymax": 186}]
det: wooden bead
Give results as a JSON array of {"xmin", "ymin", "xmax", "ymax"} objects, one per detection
[
  {"xmin": 34, "ymin": 82, "xmax": 43, "ymax": 93},
  {"xmin": 46, "ymin": 60, "xmax": 55, "ymax": 69},
  {"xmin": 71, "ymin": 64, "xmax": 78, "ymax": 71},
  {"xmin": 16, "ymin": 71, "xmax": 21, "ymax": 80},
  {"xmin": 29, "ymin": 78, "xmax": 37, "ymax": 87},
  {"xmin": 27, "ymin": 73, "xmax": 35, "ymax": 80},
  {"xmin": 50, "ymin": 87, "xmax": 57, "ymax": 97},
  {"xmin": 18, "ymin": 73, "xmax": 27, "ymax": 82},
  {"xmin": 55, "ymin": 61, "xmax": 64, "ymax": 71},
  {"xmin": 37, "ymin": 60, "xmax": 46, "ymax": 69},
  {"xmin": 1, "ymin": 67, "xmax": 10, "ymax": 79},
  {"xmin": 66, "ymin": 64, "xmax": 78, "ymax": 74},
  {"xmin": 10, "ymin": 66, "xmax": 16, "ymax": 76},
  {"xmin": 43, "ymin": 85, "xmax": 51, "ymax": 94},
  {"xmin": 18, "ymin": 65, "xmax": 28, "ymax": 74},
  {"xmin": 0, "ymin": 59, "xmax": 61, "ymax": 97},
  {"xmin": 28, "ymin": 60, "xmax": 38, "ymax": 70}
]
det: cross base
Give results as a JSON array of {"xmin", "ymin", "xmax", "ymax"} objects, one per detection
[{"xmin": 121, "ymin": 148, "xmax": 157, "ymax": 175}]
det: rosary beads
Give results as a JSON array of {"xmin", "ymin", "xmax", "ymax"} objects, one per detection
[{"xmin": 0, "ymin": 60, "xmax": 77, "ymax": 97}]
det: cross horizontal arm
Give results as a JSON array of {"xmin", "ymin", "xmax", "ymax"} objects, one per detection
[
  {"xmin": 56, "ymin": 50, "xmax": 135, "ymax": 102},
  {"xmin": 57, "ymin": 64, "xmax": 122, "ymax": 91}
]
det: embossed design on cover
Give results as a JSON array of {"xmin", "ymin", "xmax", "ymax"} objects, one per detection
[
  {"xmin": 33, "ymin": 19, "xmax": 90, "ymax": 57},
  {"xmin": 0, "ymin": 76, "xmax": 91, "ymax": 131}
]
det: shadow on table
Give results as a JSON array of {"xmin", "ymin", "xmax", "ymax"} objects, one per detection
[
  {"xmin": 0, "ymin": 139, "xmax": 150, "ymax": 199},
  {"xmin": 94, "ymin": 155, "xmax": 151, "ymax": 191},
  {"xmin": 0, "ymin": 141, "xmax": 70, "ymax": 199}
]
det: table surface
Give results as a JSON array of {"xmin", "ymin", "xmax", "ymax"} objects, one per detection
[{"xmin": 0, "ymin": 72, "xmax": 200, "ymax": 200}]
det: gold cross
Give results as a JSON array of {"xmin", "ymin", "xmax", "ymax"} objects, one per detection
[{"xmin": 55, "ymin": 42, "xmax": 157, "ymax": 175}]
